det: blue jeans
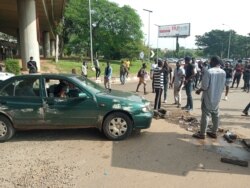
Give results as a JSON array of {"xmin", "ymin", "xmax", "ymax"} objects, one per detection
[{"xmin": 185, "ymin": 81, "xmax": 193, "ymax": 109}]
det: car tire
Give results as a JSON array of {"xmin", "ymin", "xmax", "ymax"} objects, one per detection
[
  {"xmin": 103, "ymin": 112, "xmax": 133, "ymax": 141},
  {"xmin": 0, "ymin": 115, "xmax": 15, "ymax": 142}
]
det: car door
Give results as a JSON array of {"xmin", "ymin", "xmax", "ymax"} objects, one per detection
[
  {"xmin": 0, "ymin": 76, "xmax": 44, "ymax": 128},
  {"xmin": 42, "ymin": 77, "xmax": 99, "ymax": 127}
]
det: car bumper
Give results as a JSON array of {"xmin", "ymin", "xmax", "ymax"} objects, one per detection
[{"xmin": 132, "ymin": 111, "xmax": 153, "ymax": 129}]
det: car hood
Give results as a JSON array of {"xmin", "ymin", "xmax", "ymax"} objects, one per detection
[{"xmin": 96, "ymin": 90, "xmax": 147, "ymax": 104}]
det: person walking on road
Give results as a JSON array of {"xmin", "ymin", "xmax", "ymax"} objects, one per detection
[
  {"xmin": 94, "ymin": 58, "xmax": 101, "ymax": 79},
  {"xmin": 193, "ymin": 56, "xmax": 226, "ymax": 139},
  {"xmin": 242, "ymin": 102, "xmax": 250, "ymax": 116},
  {"xmin": 104, "ymin": 61, "xmax": 112, "ymax": 92},
  {"xmin": 153, "ymin": 60, "xmax": 164, "ymax": 110},
  {"xmin": 136, "ymin": 63, "xmax": 148, "ymax": 95},
  {"xmin": 231, "ymin": 60, "xmax": 243, "ymax": 88},
  {"xmin": 223, "ymin": 61, "xmax": 233, "ymax": 100},
  {"xmin": 171, "ymin": 61, "xmax": 185, "ymax": 108}
]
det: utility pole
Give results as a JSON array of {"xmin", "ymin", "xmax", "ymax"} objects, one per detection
[{"xmin": 143, "ymin": 9, "xmax": 153, "ymax": 62}]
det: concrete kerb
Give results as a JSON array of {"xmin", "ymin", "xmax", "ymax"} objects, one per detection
[{"xmin": 91, "ymin": 76, "xmax": 139, "ymax": 84}]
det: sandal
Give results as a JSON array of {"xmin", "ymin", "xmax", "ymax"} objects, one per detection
[
  {"xmin": 242, "ymin": 111, "xmax": 248, "ymax": 116},
  {"xmin": 206, "ymin": 131, "xmax": 217, "ymax": 139},
  {"xmin": 192, "ymin": 132, "xmax": 205, "ymax": 139}
]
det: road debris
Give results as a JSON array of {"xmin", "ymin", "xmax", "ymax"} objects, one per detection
[{"xmin": 221, "ymin": 157, "xmax": 248, "ymax": 167}]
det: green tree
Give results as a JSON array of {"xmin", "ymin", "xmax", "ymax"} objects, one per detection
[
  {"xmin": 195, "ymin": 29, "xmax": 250, "ymax": 59},
  {"xmin": 63, "ymin": 0, "xmax": 144, "ymax": 60}
]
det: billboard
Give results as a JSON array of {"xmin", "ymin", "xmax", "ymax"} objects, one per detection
[{"xmin": 158, "ymin": 23, "xmax": 190, "ymax": 38}]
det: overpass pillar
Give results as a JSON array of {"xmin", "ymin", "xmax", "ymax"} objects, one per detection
[
  {"xmin": 50, "ymin": 39, "xmax": 56, "ymax": 57},
  {"xmin": 17, "ymin": 0, "xmax": 40, "ymax": 71},
  {"xmin": 43, "ymin": 31, "xmax": 50, "ymax": 58}
]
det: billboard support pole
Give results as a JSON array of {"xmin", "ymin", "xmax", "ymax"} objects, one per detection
[{"xmin": 176, "ymin": 35, "xmax": 179, "ymax": 57}]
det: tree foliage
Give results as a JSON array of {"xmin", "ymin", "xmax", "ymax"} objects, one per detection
[
  {"xmin": 62, "ymin": 0, "xmax": 144, "ymax": 60},
  {"xmin": 195, "ymin": 30, "xmax": 250, "ymax": 59}
]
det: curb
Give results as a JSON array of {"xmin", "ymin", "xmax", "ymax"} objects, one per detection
[{"xmin": 90, "ymin": 76, "xmax": 139, "ymax": 84}]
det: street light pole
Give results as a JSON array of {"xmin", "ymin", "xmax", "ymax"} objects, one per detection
[
  {"xmin": 143, "ymin": 9, "xmax": 153, "ymax": 62},
  {"xmin": 89, "ymin": 0, "xmax": 94, "ymax": 66}
]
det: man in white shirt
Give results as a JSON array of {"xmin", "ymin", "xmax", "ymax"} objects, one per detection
[
  {"xmin": 171, "ymin": 61, "xmax": 185, "ymax": 108},
  {"xmin": 193, "ymin": 56, "xmax": 226, "ymax": 139}
]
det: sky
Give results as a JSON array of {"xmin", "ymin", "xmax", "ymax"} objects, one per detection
[{"xmin": 109, "ymin": 0, "xmax": 250, "ymax": 50}]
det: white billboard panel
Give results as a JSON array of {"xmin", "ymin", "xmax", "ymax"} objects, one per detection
[{"xmin": 158, "ymin": 23, "xmax": 190, "ymax": 38}]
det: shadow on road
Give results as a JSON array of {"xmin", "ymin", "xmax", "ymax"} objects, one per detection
[
  {"xmin": 9, "ymin": 128, "xmax": 106, "ymax": 142},
  {"xmin": 112, "ymin": 131, "xmax": 250, "ymax": 176}
]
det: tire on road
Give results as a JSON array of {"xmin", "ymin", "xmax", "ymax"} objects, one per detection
[
  {"xmin": 0, "ymin": 115, "xmax": 15, "ymax": 142},
  {"xmin": 103, "ymin": 112, "xmax": 133, "ymax": 141}
]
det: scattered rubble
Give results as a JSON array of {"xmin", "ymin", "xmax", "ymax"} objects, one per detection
[{"xmin": 221, "ymin": 157, "xmax": 248, "ymax": 167}]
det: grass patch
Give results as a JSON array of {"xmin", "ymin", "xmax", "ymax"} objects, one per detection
[{"xmin": 53, "ymin": 59, "xmax": 151, "ymax": 78}]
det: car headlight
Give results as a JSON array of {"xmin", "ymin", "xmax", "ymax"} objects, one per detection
[
  {"xmin": 142, "ymin": 107, "xmax": 149, "ymax": 112},
  {"xmin": 141, "ymin": 102, "xmax": 152, "ymax": 112}
]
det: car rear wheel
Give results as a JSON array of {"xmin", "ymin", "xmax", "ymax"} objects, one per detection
[
  {"xmin": 0, "ymin": 115, "xmax": 15, "ymax": 142},
  {"xmin": 103, "ymin": 112, "xmax": 133, "ymax": 140}
]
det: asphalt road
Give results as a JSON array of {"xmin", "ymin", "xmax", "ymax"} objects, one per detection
[{"xmin": 0, "ymin": 80, "xmax": 249, "ymax": 188}]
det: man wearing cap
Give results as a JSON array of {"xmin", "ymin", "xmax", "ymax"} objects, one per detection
[{"xmin": 183, "ymin": 56, "xmax": 195, "ymax": 112}]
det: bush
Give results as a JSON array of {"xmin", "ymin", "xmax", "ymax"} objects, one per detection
[{"xmin": 5, "ymin": 59, "xmax": 20, "ymax": 75}]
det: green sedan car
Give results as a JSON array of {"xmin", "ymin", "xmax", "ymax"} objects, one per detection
[{"xmin": 0, "ymin": 74, "xmax": 153, "ymax": 141}]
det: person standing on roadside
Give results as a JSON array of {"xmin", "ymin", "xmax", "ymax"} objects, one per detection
[
  {"xmin": 193, "ymin": 56, "xmax": 226, "ymax": 139},
  {"xmin": 162, "ymin": 60, "xmax": 172, "ymax": 103},
  {"xmin": 104, "ymin": 61, "xmax": 112, "ymax": 92},
  {"xmin": 182, "ymin": 56, "xmax": 195, "ymax": 112},
  {"xmin": 171, "ymin": 61, "xmax": 185, "ymax": 108},
  {"xmin": 153, "ymin": 60, "xmax": 164, "ymax": 110},
  {"xmin": 27, "ymin": 56, "xmax": 38, "ymax": 73},
  {"xmin": 82, "ymin": 61, "xmax": 88, "ymax": 77},
  {"xmin": 243, "ymin": 61, "xmax": 250, "ymax": 92},
  {"xmin": 150, "ymin": 59, "xmax": 158, "ymax": 93},
  {"xmin": 136, "ymin": 63, "xmax": 147, "ymax": 94},
  {"xmin": 124, "ymin": 59, "xmax": 130, "ymax": 77},
  {"xmin": 120, "ymin": 60, "xmax": 128, "ymax": 85},
  {"xmin": 94, "ymin": 58, "xmax": 101, "ymax": 79},
  {"xmin": 223, "ymin": 61, "xmax": 233, "ymax": 100}
]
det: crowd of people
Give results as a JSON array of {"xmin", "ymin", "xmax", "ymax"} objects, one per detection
[
  {"xmin": 25, "ymin": 55, "xmax": 249, "ymax": 139},
  {"xmin": 139, "ymin": 56, "xmax": 249, "ymax": 139}
]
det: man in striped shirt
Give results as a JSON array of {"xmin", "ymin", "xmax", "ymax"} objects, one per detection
[{"xmin": 153, "ymin": 60, "xmax": 164, "ymax": 110}]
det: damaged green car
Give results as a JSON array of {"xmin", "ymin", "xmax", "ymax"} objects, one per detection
[{"xmin": 0, "ymin": 74, "xmax": 153, "ymax": 141}]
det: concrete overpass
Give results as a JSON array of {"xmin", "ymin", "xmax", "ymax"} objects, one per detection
[{"xmin": 0, "ymin": 0, "xmax": 66, "ymax": 70}]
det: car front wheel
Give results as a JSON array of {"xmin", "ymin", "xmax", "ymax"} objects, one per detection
[
  {"xmin": 103, "ymin": 112, "xmax": 133, "ymax": 140},
  {"xmin": 0, "ymin": 115, "xmax": 15, "ymax": 142}
]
